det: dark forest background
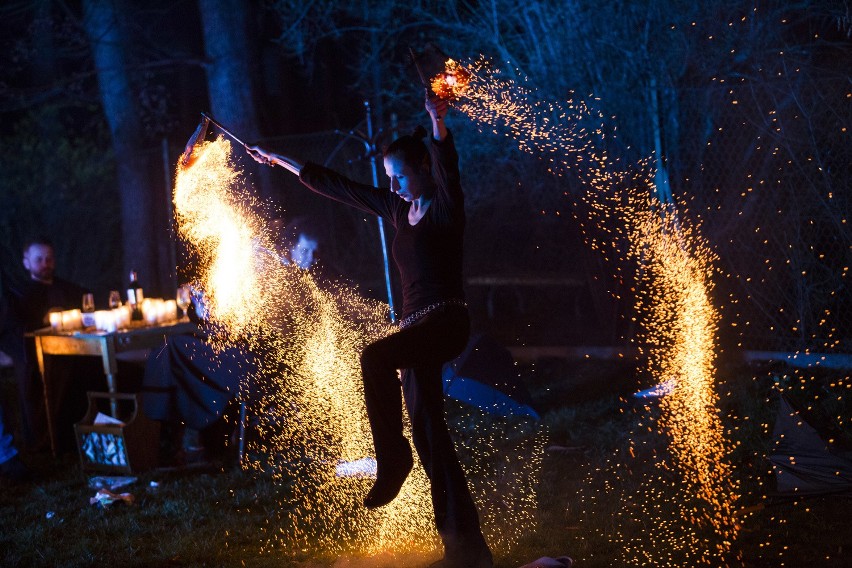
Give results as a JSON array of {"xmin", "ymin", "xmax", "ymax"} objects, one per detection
[{"xmin": 0, "ymin": 0, "xmax": 849, "ymax": 351}]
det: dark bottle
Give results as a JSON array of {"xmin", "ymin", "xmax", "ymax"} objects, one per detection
[{"xmin": 127, "ymin": 270, "xmax": 144, "ymax": 321}]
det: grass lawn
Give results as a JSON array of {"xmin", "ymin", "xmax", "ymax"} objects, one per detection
[{"xmin": 1, "ymin": 357, "xmax": 850, "ymax": 567}]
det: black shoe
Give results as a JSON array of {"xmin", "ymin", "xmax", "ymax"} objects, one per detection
[
  {"xmin": 0, "ymin": 455, "xmax": 30, "ymax": 485},
  {"xmin": 363, "ymin": 444, "xmax": 413, "ymax": 509}
]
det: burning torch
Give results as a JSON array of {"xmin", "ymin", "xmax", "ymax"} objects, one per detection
[
  {"xmin": 409, "ymin": 45, "xmax": 471, "ymax": 101},
  {"xmin": 180, "ymin": 112, "xmax": 252, "ymax": 167},
  {"xmin": 180, "ymin": 112, "xmax": 302, "ymax": 176}
]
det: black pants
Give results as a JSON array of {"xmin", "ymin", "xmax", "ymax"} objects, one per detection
[{"xmin": 360, "ymin": 305, "xmax": 490, "ymax": 559}]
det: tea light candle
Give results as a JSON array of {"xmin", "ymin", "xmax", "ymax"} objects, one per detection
[
  {"xmin": 114, "ymin": 306, "xmax": 131, "ymax": 329},
  {"xmin": 144, "ymin": 299, "xmax": 159, "ymax": 325},
  {"xmin": 93, "ymin": 310, "xmax": 109, "ymax": 331},
  {"xmin": 70, "ymin": 309, "xmax": 83, "ymax": 330},
  {"xmin": 49, "ymin": 312, "xmax": 62, "ymax": 331},
  {"xmin": 96, "ymin": 310, "xmax": 117, "ymax": 332},
  {"xmin": 164, "ymin": 299, "xmax": 178, "ymax": 322},
  {"xmin": 103, "ymin": 311, "xmax": 117, "ymax": 333},
  {"xmin": 61, "ymin": 310, "xmax": 81, "ymax": 331}
]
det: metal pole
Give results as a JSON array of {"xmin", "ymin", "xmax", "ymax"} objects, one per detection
[
  {"xmin": 364, "ymin": 100, "xmax": 396, "ymax": 322},
  {"xmin": 162, "ymin": 138, "xmax": 177, "ymax": 292}
]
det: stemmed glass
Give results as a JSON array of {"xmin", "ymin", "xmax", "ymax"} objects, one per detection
[
  {"xmin": 176, "ymin": 285, "xmax": 192, "ymax": 320},
  {"xmin": 81, "ymin": 293, "xmax": 95, "ymax": 328},
  {"xmin": 108, "ymin": 290, "xmax": 122, "ymax": 309}
]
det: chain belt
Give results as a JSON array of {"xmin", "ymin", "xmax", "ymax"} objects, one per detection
[{"xmin": 398, "ymin": 299, "xmax": 467, "ymax": 330}]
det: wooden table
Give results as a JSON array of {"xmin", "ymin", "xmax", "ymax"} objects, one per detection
[{"xmin": 30, "ymin": 320, "xmax": 197, "ymax": 455}]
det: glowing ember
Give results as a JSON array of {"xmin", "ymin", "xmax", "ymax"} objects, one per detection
[{"xmin": 430, "ymin": 59, "xmax": 472, "ymax": 100}]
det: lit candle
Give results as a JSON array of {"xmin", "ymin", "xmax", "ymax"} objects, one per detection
[
  {"xmin": 155, "ymin": 299, "xmax": 167, "ymax": 324},
  {"xmin": 70, "ymin": 309, "xmax": 83, "ymax": 330},
  {"xmin": 115, "ymin": 306, "xmax": 131, "ymax": 329},
  {"xmin": 144, "ymin": 299, "xmax": 159, "ymax": 325},
  {"xmin": 61, "ymin": 310, "xmax": 78, "ymax": 331},
  {"xmin": 164, "ymin": 299, "xmax": 178, "ymax": 322},
  {"xmin": 49, "ymin": 312, "xmax": 62, "ymax": 331},
  {"xmin": 103, "ymin": 310, "xmax": 117, "ymax": 333},
  {"xmin": 93, "ymin": 310, "xmax": 110, "ymax": 331}
]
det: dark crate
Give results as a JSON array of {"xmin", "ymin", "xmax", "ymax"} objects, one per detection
[{"xmin": 75, "ymin": 392, "xmax": 160, "ymax": 474}]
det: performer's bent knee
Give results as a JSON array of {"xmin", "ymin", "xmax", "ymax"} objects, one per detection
[{"xmin": 360, "ymin": 342, "xmax": 390, "ymax": 378}]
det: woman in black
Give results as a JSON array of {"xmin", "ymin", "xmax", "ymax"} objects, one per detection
[{"xmin": 249, "ymin": 93, "xmax": 492, "ymax": 568}]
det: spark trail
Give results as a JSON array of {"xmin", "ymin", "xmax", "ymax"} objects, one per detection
[
  {"xmin": 172, "ymin": 136, "xmax": 541, "ymax": 559},
  {"xmin": 436, "ymin": 57, "xmax": 740, "ymax": 564},
  {"xmin": 174, "ymin": 138, "xmax": 434, "ymax": 554}
]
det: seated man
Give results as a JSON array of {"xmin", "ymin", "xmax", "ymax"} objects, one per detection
[
  {"xmin": 0, "ymin": 290, "xmax": 30, "ymax": 483},
  {"xmin": 141, "ymin": 219, "xmax": 321, "ymax": 465},
  {"xmin": 7, "ymin": 237, "xmax": 98, "ymax": 452},
  {"xmin": 11, "ymin": 237, "xmax": 87, "ymax": 331},
  {"xmin": 0, "ymin": 400, "xmax": 28, "ymax": 485},
  {"xmin": 141, "ymin": 302, "xmax": 260, "ymax": 465}
]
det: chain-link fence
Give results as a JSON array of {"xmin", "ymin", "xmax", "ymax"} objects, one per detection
[
  {"xmin": 675, "ymin": 71, "xmax": 850, "ymax": 352},
  {"xmin": 215, "ymin": 42, "xmax": 851, "ymax": 354}
]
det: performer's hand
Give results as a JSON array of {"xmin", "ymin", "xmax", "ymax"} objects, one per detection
[
  {"xmin": 425, "ymin": 91, "xmax": 449, "ymax": 122},
  {"xmin": 247, "ymin": 145, "xmax": 304, "ymax": 175},
  {"xmin": 426, "ymin": 90, "xmax": 449, "ymax": 141},
  {"xmin": 247, "ymin": 145, "xmax": 274, "ymax": 165}
]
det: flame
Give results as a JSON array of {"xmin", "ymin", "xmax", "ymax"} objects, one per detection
[{"xmin": 430, "ymin": 59, "xmax": 472, "ymax": 100}]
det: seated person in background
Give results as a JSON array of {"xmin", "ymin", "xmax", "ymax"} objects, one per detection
[
  {"xmin": 141, "ymin": 298, "xmax": 259, "ymax": 465},
  {"xmin": 0, "ymin": 402, "xmax": 28, "ymax": 485},
  {"xmin": 0, "ymin": 291, "xmax": 30, "ymax": 484},
  {"xmin": 7, "ymin": 237, "xmax": 98, "ymax": 452},
  {"xmin": 141, "ymin": 220, "xmax": 321, "ymax": 465},
  {"xmin": 11, "ymin": 237, "xmax": 87, "ymax": 331},
  {"xmin": 266, "ymin": 215, "xmax": 320, "ymax": 269}
]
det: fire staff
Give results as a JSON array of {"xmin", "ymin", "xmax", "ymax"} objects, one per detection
[{"xmin": 249, "ymin": 92, "xmax": 492, "ymax": 568}]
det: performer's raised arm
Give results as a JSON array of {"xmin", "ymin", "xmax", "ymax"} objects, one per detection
[
  {"xmin": 425, "ymin": 90, "xmax": 448, "ymax": 142},
  {"xmin": 247, "ymin": 145, "xmax": 303, "ymax": 176}
]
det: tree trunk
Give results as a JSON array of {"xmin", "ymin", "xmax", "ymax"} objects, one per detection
[
  {"xmin": 198, "ymin": 0, "xmax": 268, "ymax": 198},
  {"xmin": 83, "ymin": 0, "xmax": 159, "ymax": 293}
]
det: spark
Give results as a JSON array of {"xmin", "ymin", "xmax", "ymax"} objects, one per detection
[
  {"xmin": 437, "ymin": 57, "xmax": 741, "ymax": 564},
  {"xmin": 430, "ymin": 59, "xmax": 471, "ymax": 100},
  {"xmin": 174, "ymin": 137, "xmax": 434, "ymax": 554},
  {"xmin": 173, "ymin": 136, "xmax": 541, "ymax": 559}
]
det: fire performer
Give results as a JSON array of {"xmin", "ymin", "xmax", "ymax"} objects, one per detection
[{"xmin": 248, "ymin": 92, "xmax": 492, "ymax": 568}]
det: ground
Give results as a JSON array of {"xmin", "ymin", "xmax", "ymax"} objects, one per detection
[{"xmin": 1, "ymin": 358, "xmax": 850, "ymax": 567}]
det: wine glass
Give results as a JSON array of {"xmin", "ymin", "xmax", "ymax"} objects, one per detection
[
  {"xmin": 176, "ymin": 285, "xmax": 192, "ymax": 320},
  {"xmin": 108, "ymin": 290, "xmax": 122, "ymax": 309},
  {"xmin": 81, "ymin": 293, "xmax": 96, "ymax": 328}
]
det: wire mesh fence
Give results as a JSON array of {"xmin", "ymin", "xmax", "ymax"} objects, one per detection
[
  {"xmin": 254, "ymin": 79, "xmax": 850, "ymax": 354},
  {"xmin": 676, "ymin": 73, "xmax": 850, "ymax": 353}
]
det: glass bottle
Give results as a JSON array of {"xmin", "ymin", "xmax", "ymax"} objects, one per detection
[{"xmin": 127, "ymin": 270, "xmax": 144, "ymax": 321}]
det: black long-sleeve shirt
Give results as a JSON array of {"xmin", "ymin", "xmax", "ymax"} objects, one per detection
[
  {"xmin": 10, "ymin": 277, "xmax": 87, "ymax": 332},
  {"xmin": 299, "ymin": 131, "xmax": 465, "ymax": 318}
]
